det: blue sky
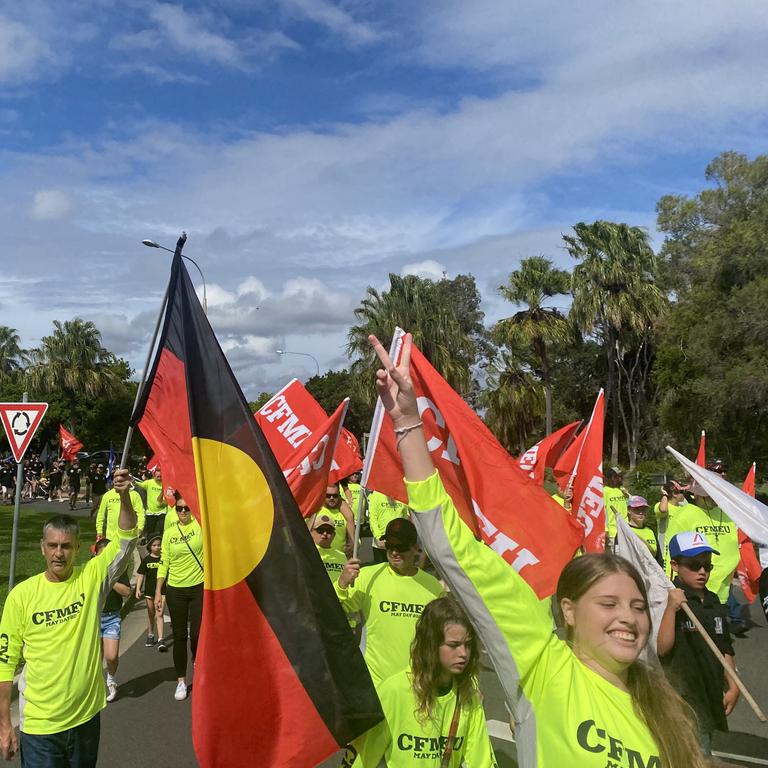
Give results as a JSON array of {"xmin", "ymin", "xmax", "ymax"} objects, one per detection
[{"xmin": 2, "ymin": 0, "xmax": 767, "ymax": 397}]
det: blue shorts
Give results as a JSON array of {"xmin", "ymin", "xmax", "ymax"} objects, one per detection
[{"xmin": 100, "ymin": 611, "xmax": 122, "ymax": 640}]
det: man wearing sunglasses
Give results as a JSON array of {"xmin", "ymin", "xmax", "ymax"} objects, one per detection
[
  {"xmin": 335, "ymin": 517, "xmax": 443, "ymax": 686},
  {"xmin": 310, "ymin": 514, "xmax": 347, "ymax": 587},
  {"xmin": 317, "ymin": 483, "xmax": 354, "ymax": 556},
  {"xmin": 658, "ymin": 531, "xmax": 739, "ymax": 755}
]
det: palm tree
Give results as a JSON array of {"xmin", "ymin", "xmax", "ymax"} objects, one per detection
[
  {"xmin": 480, "ymin": 352, "xmax": 544, "ymax": 454},
  {"xmin": 347, "ymin": 274, "xmax": 475, "ymax": 401},
  {"xmin": 493, "ymin": 256, "xmax": 572, "ymax": 435},
  {"xmin": 26, "ymin": 319, "xmax": 123, "ymax": 431},
  {"xmin": 0, "ymin": 326, "xmax": 25, "ymax": 383},
  {"xmin": 564, "ymin": 221, "xmax": 667, "ymax": 465}
]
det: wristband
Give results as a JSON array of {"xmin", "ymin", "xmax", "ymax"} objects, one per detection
[{"xmin": 394, "ymin": 421, "xmax": 423, "ymax": 446}]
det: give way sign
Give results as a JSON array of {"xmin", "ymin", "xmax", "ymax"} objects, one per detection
[{"xmin": 0, "ymin": 403, "xmax": 49, "ymax": 463}]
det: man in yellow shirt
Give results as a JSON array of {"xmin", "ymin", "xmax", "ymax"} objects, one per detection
[
  {"xmin": 0, "ymin": 468, "xmax": 138, "ymax": 763},
  {"xmin": 603, "ymin": 466, "xmax": 629, "ymax": 546},
  {"xmin": 367, "ymin": 490, "xmax": 410, "ymax": 563},
  {"xmin": 335, "ymin": 517, "xmax": 443, "ymax": 686},
  {"xmin": 316, "ymin": 483, "xmax": 354, "ymax": 556}
]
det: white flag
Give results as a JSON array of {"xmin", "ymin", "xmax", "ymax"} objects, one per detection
[
  {"xmin": 667, "ymin": 445, "xmax": 768, "ymax": 546},
  {"xmin": 612, "ymin": 508, "xmax": 673, "ymax": 664}
]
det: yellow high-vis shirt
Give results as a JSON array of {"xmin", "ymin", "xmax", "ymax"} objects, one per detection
[
  {"xmin": 137, "ymin": 478, "xmax": 167, "ymax": 515},
  {"xmin": 629, "ymin": 525, "xmax": 658, "ymax": 557},
  {"xmin": 335, "ymin": 563, "xmax": 444, "ymax": 686},
  {"xmin": 96, "ymin": 488, "xmax": 145, "ymax": 539},
  {"xmin": 317, "ymin": 545, "xmax": 346, "ymax": 586},
  {"xmin": 665, "ymin": 503, "xmax": 739, "ymax": 602},
  {"xmin": 158, "ymin": 518, "xmax": 204, "ymax": 588},
  {"xmin": 163, "ymin": 505, "xmax": 179, "ymax": 530},
  {"xmin": 317, "ymin": 506, "xmax": 348, "ymax": 553},
  {"xmin": 346, "ymin": 669, "xmax": 497, "ymax": 767},
  {"xmin": 367, "ymin": 491, "xmax": 409, "ymax": 541},
  {"xmin": 344, "ymin": 482, "xmax": 363, "ymax": 514},
  {"xmin": 604, "ymin": 486, "xmax": 628, "ymax": 539},
  {"xmin": 406, "ymin": 471, "xmax": 661, "ymax": 768},
  {"xmin": 0, "ymin": 529, "xmax": 137, "ymax": 734}
]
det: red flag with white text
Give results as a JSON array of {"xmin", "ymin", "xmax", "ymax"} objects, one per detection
[
  {"xmin": 558, "ymin": 390, "xmax": 606, "ymax": 553},
  {"xmin": 518, "ymin": 421, "xmax": 581, "ymax": 484},
  {"xmin": 695, "ymin": 430, "xmax": 706, "ymax": 467},
  {"xmin": 737, "ymin": 463, "xmax": 761, "ymax": 603},
  {"xmin": 364, "ymin": 330, "xmax": 582, "ymax": 599},
  {"xmin": 255, "ymin": 380, "xmax": 362, "ymax": 484},
  {"xmin": 283, "ymin": 400, "xmax": 349, "ymax": 518},
  {"xmin": 58, "ymin": 425, "xmax": 83, "ymax": 461}
]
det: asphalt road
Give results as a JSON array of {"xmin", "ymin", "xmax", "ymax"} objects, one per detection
[{"xmin": 6, "ymin": 499, "xmax": 768, "ymax": 766}]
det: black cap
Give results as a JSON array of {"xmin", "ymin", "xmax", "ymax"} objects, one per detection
[{"xmin": 382, "ymin": 517, "xmax": 417, "ymax": 548}]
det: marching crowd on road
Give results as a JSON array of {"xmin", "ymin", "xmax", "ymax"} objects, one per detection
[{"xmin": 2, "ymin": 343, "xmax": 768, "ymax": 767}]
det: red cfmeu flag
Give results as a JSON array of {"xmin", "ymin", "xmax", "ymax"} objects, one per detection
[
  {"xmin": 696, "ymin": 430, "xmax": 706, "ymax": 467},
  {"xmin": 554, "ymin": 390, "xmax": 606, "ymax": 553},
  {"xmin": 518, "ymin": 420, "xmax": 581, "ymax": 484},
  {"xmin": 132, "ymin": 254, "xmax": 382, "ymax": 768},
  {"xmin": 255, "ymin": 380, "xmax": 363, "ymax": 484},
  {"xmin": 364, "ymin": 329, "xmax": 582, "ymax": 599},
  {"xmin": 283, "ymin": 399, "xmax": 349, "ymax": 518},
  {"xmin": 738, "ymin": 463, "xmax": 762, "ymax": 604},
  {"xmin": 58, "ymin": 425, "xmax": 83, "ymax": 462}
]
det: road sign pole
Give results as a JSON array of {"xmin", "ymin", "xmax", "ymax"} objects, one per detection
[{"xmin": 8, "ymin": 391, "xmax": 28, "ymax": 591}]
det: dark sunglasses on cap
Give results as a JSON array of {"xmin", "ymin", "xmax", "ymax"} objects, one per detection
[
  {"xmin": 176, "ymin": 504, "xmax": 191, "ymax": 513},
  {"xmin": 679, "ymin": 559, "xmax": 714, "ymax": 572}
]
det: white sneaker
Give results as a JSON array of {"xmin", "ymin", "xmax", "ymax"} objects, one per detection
[
  {"xmin": 106, "ymin": 680, "xmax": 117, "ymax": 702},
  {"xmin": 174, "ymin": 680, "xmax": 187, "ymax": 701}
]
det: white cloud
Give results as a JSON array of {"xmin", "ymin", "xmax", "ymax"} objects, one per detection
[
  {"xmin": 401, "ymin": 259, "xmax": 446, "ymax": 280},
  {"xmin": 279, "ymin": 0, "xmax": 380, "ymax": 46},
  {"xmin": 0, "ymin": 16, "xmax": 50, "ymax": 83},
  {"xmin": 30, "ymin": 190, "xmax": 74, "ymax": 220}
]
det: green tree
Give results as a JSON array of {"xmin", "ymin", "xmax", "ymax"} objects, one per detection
[
  {"xmin": 494, "ymin": 256, "xmax": 572, "ymax": 435},
  {"xmin": 346, "ymin": 274, "xmax": 479, "ymax": 403},
  {"xmin": 25, "ymin": 319, "xmax": 125, "ymax": 432},
  {"xmin": 305, "ymin": 369, "xmax": 374, "ymax": 440},
  {"xmin": 655, "ymin": 152, "xmax": 768, "ymax": 471},
  {"xmin": 249, "ymin": 392, "xmax": 273, "ymax": 413},
  {"xmin": 0, "ymin": 326, "xmax": 25, "ymax": 383},
  {"xmin": 480, "ymin": 352, "xmax": 544, "ymax": 454},
  {"xmin": 565, "ymin": 221, "xmax": 667, "ymax": 465}
]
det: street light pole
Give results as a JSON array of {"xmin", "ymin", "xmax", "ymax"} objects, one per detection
[
  {"xmin": 276, "ymin": 349, "xmax": 320, "ymax": 377},
  {"xmin": 142, "ymin": 238, "xmax": 208, "ymax": 314}
]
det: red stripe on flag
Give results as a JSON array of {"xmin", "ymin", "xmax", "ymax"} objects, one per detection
[{"xmin": 192, "ymin": 582, "xmax": 340, "ymax": 767}]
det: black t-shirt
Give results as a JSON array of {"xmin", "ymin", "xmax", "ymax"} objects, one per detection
[
  {"xmin": 103, "ymin": 571, "xmax": 131, "ymax": 614},
  {"xmin": 91, "ymin": 474, "xmax": 107, "ymax": 495},
  {"xmin": 138, "ymin": 554, "xmax": 162, "ymax": 596},
  {"xmin": 661, "ymin": 578, "xmax": 735, "ymax": 733},
  {"xmin": 67, "ymin": 466, "xmax": 83, "ymax": 487}
]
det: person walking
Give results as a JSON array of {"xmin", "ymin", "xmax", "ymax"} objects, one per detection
[
  {"xmin": 155, "ymin": 495, "xmax": 204, "ymax": 701},
  {"xmin": 0, "ymin": 468, "xmax": 138, "ymax": 766},
  {"xmin": 136, "ymin": 534, "xmax": 166, "ymax": 648},
  {"xmin": 344, "ymin": 593, "xmax": 497, "ymax": 767}
]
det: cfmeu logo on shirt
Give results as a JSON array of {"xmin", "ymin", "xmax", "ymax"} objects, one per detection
[
  {"xmin": 576, "ymin": 719, "xmax": 660, "ymax": 768},
  {"xmin": 31, "ymin": 593, "xmax": 87, "ymax": 627},
  {"xmin": 379, "ymin": 601, "xmax": 427, "ymax": 618}
]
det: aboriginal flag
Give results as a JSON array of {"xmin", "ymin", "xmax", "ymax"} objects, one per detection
[{"xmin": 132, "ymin": 253, "xmax": 382, "ymax": 767}]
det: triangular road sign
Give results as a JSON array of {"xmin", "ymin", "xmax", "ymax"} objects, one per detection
[{"xmin": 0, "ymin": 403, "xmax": 49, "ymax": 463}]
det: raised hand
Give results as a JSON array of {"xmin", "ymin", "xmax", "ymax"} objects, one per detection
[{"xmin": 368, "ymin": 333, "xmax": 418, "ymax": 428}]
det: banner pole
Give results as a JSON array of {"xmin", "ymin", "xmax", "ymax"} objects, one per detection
[
  {"xmin": 352, "ymin": 329, "xmax": 404, "ymax": 560},
  {"xmin": 119, "ymin": 232, "xmax": 186, "ymax": 470},
  {"xmin": 8, "ymin": 392, "xmax": 28, "ymax": 591}
]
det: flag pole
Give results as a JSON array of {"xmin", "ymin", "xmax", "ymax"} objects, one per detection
[
  {"xmin": 119, "ymin": 232, "xmax": 186, "ymax": 470},
  {"xmin": 352, "ymin": 328, "xmax": 405, "ymax": 560},
  {"xmin": 8, "ymin": 392, "xmax": 28, "ymax": 591}
]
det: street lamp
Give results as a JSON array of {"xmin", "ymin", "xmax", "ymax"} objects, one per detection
[
  {"xmin": 142, "ymin": 238, "xmax": 208, "ymax": 315},
  {"xmin": 276, "ymin": 349, "xmax": 320, "ymax": 377}
]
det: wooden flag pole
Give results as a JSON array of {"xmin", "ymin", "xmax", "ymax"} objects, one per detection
[{"xmin": 679, "ymin": 602, "xmax": 766, "ymax": 722}]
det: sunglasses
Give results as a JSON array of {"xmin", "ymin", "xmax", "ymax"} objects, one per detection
[
  {"xmin": 176, "ymin": 505, "xmax": 191, "ymax": 513},
  {"xmin": 315, "ymin": 527, "xmax": 334, "ymax": 536},
  {"xmin": 679, "ymin": 559, "xmax": 714, "ymax": 572},
  {"xmin": 325, "ymin": 493, "xmax": 340, "ymax": 499},
  {"xmin": 385, "ymin": 541, "xmax": 413, "ymax": 552}
]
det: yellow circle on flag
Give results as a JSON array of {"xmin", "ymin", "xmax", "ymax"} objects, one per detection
[{"xmin": 193, "ymin": 437, "xmax": 274, "ymax": 590}]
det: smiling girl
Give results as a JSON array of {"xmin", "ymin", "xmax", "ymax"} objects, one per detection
[{"xmin": 368, "ymin": 332, "xmax": 706, "ymax": 768}]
